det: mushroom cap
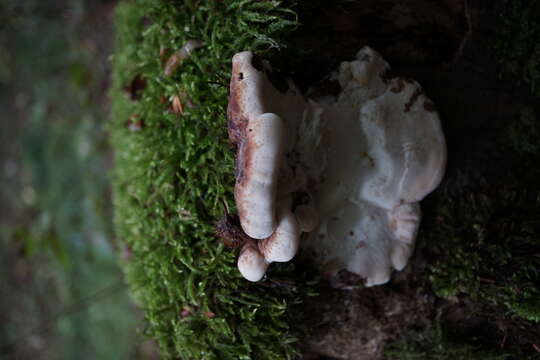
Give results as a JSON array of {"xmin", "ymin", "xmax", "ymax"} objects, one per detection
[
  {"xmin": 227, "ymin": 52, "xmax": 265, "ymax": 144},
  {"xmin": 338, "ymin": 46, "xmax": 389, "ymax": 103},
  {"xmin": 301, "ymin": 47, "xmax": 446, "ymax": 286},
  {"xmin": 358, "ymin": 78, "xmax": 447, "ymax": 210},
  {"xmin": 235, "ymin": 113, "xmax": 285, "ymax": 239},
  {"xmin": 227, "ymin": 51, "xmax": 305, "ymax": 146},
  {"xmin": 305, "ymin": 201, "xmax": 395, "ymax": 287},
  {"xmin": 237, "ymin": 242, "xmax": 269, "ymax": 282},
  {"xmin": 258, "ymin": 205, "xmax": 301, "ymax": 263},
  {"xmin": 228, "ymin": 52, "xmax": 305, "ymax": 240}
]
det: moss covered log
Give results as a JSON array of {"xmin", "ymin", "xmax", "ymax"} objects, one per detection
[
  {"xmin": 109, "ymin": 1, "xmax": 306, "ymax": 359},
  {"xmin": 110, "ymin": 1, "xmax": 540, "ymax": 359}
]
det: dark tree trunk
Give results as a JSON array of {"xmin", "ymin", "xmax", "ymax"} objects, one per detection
[{"xmin": 286, "ymin": 1, "xmax": 540, "ymax": 359}]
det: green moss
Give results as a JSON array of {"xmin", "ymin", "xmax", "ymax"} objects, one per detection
[
  {"xmin": 424, "ymin": 106, "xmax": 540, "ymax": 323},
  {"xmin": 426, "ymin": 182, "xmax": 540, "ymax": 323},
  {"xmin": 508, "ymin": 107, "xmax": 539, "ymax": 155},
  {"xmin": 382, "ymin": 322, "xmax": 515, "ymax": 360},
  {"xmin": 493, "ymin": 0, "xmax": 540, "ymax": 96},
  {"xmin": 109, "ymin": 1, "xmax": 308, "ymax": 359}
]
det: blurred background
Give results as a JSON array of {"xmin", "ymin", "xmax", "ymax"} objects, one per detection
[{"xmin": 0, "ymin": 0, "xmax": 154, "ymax": 358}]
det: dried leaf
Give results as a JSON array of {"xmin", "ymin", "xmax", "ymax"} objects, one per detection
[
  {"xmin": 164, "ymin": 39, "xmax": 204, "ymax": 76},
  {"xmin": 179, "ymin": 208, "xmax": 193, "ymax": 220},
  {"xmin": 203, "ymin": 311, "xmax": 216, "ymax": 319},
  {"xmin": 126, "ymin": 114, "xmax": 144, "ymax": 132},
  {"xmin": 123, "ymin": 74, "xmax": 147, "ymax": 100},
  {"xmin": 181, "ymin": 306, "xmax": 192, "ymax": 318},
  {"xmin": 171, "ymin": 95, "xmax": 183, "ymax": 114}
]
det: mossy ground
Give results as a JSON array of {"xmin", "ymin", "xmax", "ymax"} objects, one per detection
[
  {"xmin": 493, "ymin": 0, "xmax": 540, "ymax": 96},
  {"xmin": 383, "ymin": 322, "xmax": 513, "ymax": 360},
  {"xmin": 110, "ymin": 1, "xmax": 540, "ymax": 359}
]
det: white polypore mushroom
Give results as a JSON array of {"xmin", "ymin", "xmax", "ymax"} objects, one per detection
[
  {"xmin": 228, "ymin": 51, "xmax": 306, "ymax": 281},
  {"xmin": 235, "ymin": 113, "xmax": 285, "ymax": 239},
  {"xmin": 357, "ymin": 77, "xmax": 447, "ymax": 209},
  {"xmin": 228, "ymin": 52, "xmax": 305, "ymax": 240},
  {"xmin": 237, "ymin": 241, "xmax": 268, "ymax": 282},
  {"xmin": 237, "ymin": 201, "xmax": 301, "ymax": 282},
  {"xmin": 227, "ymin": 47, "xmax": 446, "ymax": 286},
  {"xmin": 303, "ymin": 49, "xmax": 446, "ymax": 286},
  {"xmin": 258, "ymin": 201, "xmax": 301, "ymax": 263}
]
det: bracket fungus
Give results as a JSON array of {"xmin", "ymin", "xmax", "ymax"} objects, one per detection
[{"xmin": 225, "ymin": 47, "xmax": 446, "ymax": 286}]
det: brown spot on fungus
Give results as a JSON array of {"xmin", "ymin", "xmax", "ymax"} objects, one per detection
[
  {"xmin": 361, "ymin": 151, "xmax": 375, "ymax": 167},
  {"xmin": 423, "ymin": 100, "xmax": 436, "ymax": 112},
  {"xmin": 404, "ymin": 87, "xmax": 423, "ymax": 113},
  {"xmin": 356, "ymin": 241, "xmax": 367, "ymax": 249},
  {"xmin": 390, "ymin": 78, "xmax": 405, "ymax": 93}
]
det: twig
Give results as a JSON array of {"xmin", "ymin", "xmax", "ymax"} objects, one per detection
[
  {"xmin": 500, "ymin": 331, "xmax": 507, "ymax": 349},
  {"xmin": 221, "ymin": 198, "xmax": 230, "ymax": 215},
  {"xmin": 452, "ymin": 0, "xmax": 473, "ymax": 65}
]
